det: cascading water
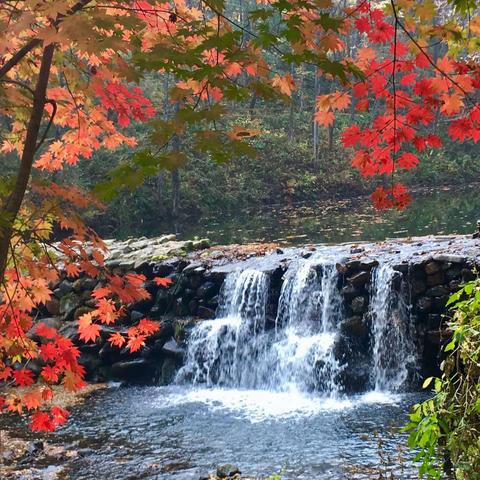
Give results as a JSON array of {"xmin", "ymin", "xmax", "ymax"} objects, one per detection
[
  {"xmin": 177, "ymin": 254, "xmax": 345, "ymax": 396},
  {"xmin": 369, "ymin": 264, "xmax": 417, "ymax": 392},
  {"xmin": 176, "ymin": 269, "xmax": 270, "ymax": 387},
  {"xmin": 268, "ymin": 257, "xmax": 344, "ymax": 394}
]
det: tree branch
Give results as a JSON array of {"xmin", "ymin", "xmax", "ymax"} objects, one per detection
[{"xmin": 0, "ymin": 0, "xmax": 92, "ymax": 80}]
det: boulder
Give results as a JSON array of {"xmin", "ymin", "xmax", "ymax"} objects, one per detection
[
  {"xmin": 54, "ymin": 280, "xmax": 74, "ymax": 298},
  {"xmin": 424, "ymin": 261, "xmax": 441, "ymax": 275},
  {"xmin": 426, "ymin": 272, "xmax": 445, "ymax": 287},
  {"xmin": 216, "ymin": 464, "xmax": 241, "ymax": 479},
  {"xmin": 162, "ymin": 338, "xmax": 185, "ymax": 359},
  {"xmin": 411, "ymin": 278, "xmax": 426, "ymax": 296},
  {"xmin": 461, "ymin": 268, "xmax": 475, "ymax": 282},
  {"xmin": 445, "ymin": 265, "xmax": 462, "ymax": 280},
  {"xmin": 425, "ymin": 285, "xmax": 449, "ymax": 298},
  {"xmin": 160, "ymin": 358, "xmax": 177, "ymax": 385},
  {"xmin": 59, "ymin": 292, "xmax": 81, "ymax": 320},
  {"xmin": 415, "ymin": 296, "xmax": 432, "ymax": 313},
  {"xmin": 351, "ymin": 296, "xmax": 367, "ymax": 314},
  {"xmin": 45, "ymin": 298, "xmax": 60, "ymax": 316},
  {"xmin": 341, "ymin": 284, "xmax": 359, "ymax": 301},
  {"xmin": 73, "ymin": 306, "xmax": 93, "ymax": 321},
  {"xmin": 130, "ymin": 310, "xmax": 144, "ymax": 322},
  {"xmin": 347, "ymin": 270, "xmax": 370, "ymax": 288},
  {"xmin": 196, "ymin": 281, "xmax": 218, "ymax": 300},
  {"xmin": 111, "ymin": 359, "xmax": 152, "ymax": 382},
  {"xmin": 197, "ymin": 306, "xmax": 215, "ymax": 319},
  {"xmin": 59, "ymin": 321, "xmax": 79, "ymax": 342},
  {"xmin": 433, "ymin": 254, "xmax": 467, "ymax": 264},
  {"xmin": 28, "ymin": 317, "xmax": 63, "ymax": 342}
]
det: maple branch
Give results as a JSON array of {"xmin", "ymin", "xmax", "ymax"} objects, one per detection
[
  {"xmin": 0, "ymin": 78, "xmax": 35, "ymax": 96},
  {"xmin": 0, "ymin": 0, "xmax": 92, "ymax": 80},
  {"xmin": 0, "ymin": 43, "xmax": 55, "ymax": 283},
  {"xmin": 391, "ymin": 0, "xmax": 398, "ymax": 181},
  {"xmin": 35, "ymin": 99, "xmax": 57, "ymax": 153},
  {"xmin": 392, "ymin": 3, "xmax": 477, "ymax": 108}
]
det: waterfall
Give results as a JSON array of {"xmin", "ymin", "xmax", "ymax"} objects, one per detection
[
  {"xmin": 369, "ymin": 264, "xmax": 417, "ymax": 392},
  {"xmin": 177, "ymin": 256, "xmax": 344, "ymax": 395},
  {"xmin": 269, "ymin": 258, "xmax": 343, "ymax": 394},
  {"xmin": 177, "ymin": 255, "xmax": 419, "ymax": 396},
  {"xmin": 176, "ymin": 269, "xmax": 270, "ymax": 387}
]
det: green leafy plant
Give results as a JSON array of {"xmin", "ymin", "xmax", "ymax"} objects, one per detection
[{"xmin": 406, "ymin": 279, "xmax": 480, "ymax": 479}]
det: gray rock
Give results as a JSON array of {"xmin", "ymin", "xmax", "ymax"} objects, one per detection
[
  {"xmin": 351, "ymin": 296, "xmax": 367, "ymax": 314},
  {"xmin": 426, "ymin": 272, "xmax": 445, "ymax": 287},
  {"xmin": 74, "ymin": 306, "xmax": 93, "ymax": 321},
  {"xmin": 424, "ymin": 261, "xmax": 441, "ymax": 275},
  {"xmin": 340, "ymin": 316, "xmax": 369, "ymax": 343},
  {"xmin": 433, "ymin": 254, "xmax": 467, "ymax": 264},
  {"xmin": 341, "ymin": 284, "xmax": 359, "ymax": 300},
  {"xmin": 347, "ymin": 270, "xmax": 370, "ymax": 288},
  {"xmin": 196, "ymin": 281, "xmax": 217, "ymax": 300},
  {"xmin": 392, "ymin": 263, "xmax": 409, "ymax": 274},
  {"xmin": 445, "ymin": 265, "xmax": 462, "ymax": 280},
  {"xmin": 111, "ymin": 359, "xmax": 150, "ymax": 381},
  {"xmin": 360, "ymin": 259, "xmax": 379, "ymax": 270},
  {"xmin": 182, "ymin": 262, "xmax": 204, "ymax": 275},
  {"xmin": 416, "ymin": 296, "xmax": 432, "ymax": 313},
  {"xmin": 449, "ymin": 280, "xmax": 461, "ymax": 292},
  {"xmin": 45, "ymin": 298, "xmax": 60, "ymax": 316},
  {"xmin": 197, "ymin": 306, "xmax": 215, "ymax": 319},
  {"xmin": 29, "ymin": 317, "xmax": 62, "ymax": 341},
  {"xmin": 425, "ymin": 285, "xmax": 449, "ymax": 298},
  {"xmin": 461, "ymin": 268, "xmax": 475, "ymax": 282},
  {"xmin": 162, "ymin": 338, "xmax": 185, "ymax": 359},
  {"xmin": 59, "ymin": 292, "xmax": 81, "ymax": 320},
  {"xmin": 59, "ymin": 321, "xmax": 79, "ymax": 341},
  {"xmin": 130, "ymin": 310, "xmax": 144, "ymax": 322},
  {"xmin": 412, "ymin": 278, "xmax": 426, "ymax": 296},
  {"xmin": 216, "ymin": 464, "xmax": 241, "ymax": 479},
  {"xmin": 53, "ymin": 280, "xmax": 73, "ymax": 299},
  {"xmin": 161, "ymin": 358, "xmax": 177, "ymax": 385},
  {"xmin": 79, "ymin": 353, "xmax": 103, "ymax": 375}
]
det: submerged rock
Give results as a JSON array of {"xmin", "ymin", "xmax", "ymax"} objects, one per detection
[{"xmin": 216, "ymin": 464, "xmax": 241, "ymax": 478}]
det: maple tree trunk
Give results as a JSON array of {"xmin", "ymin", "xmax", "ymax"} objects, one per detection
[
  {"xmin": 0, "ymin": 44, "xmax": 55, "ymax": 283},
  {"xmin": 288, "ymin": 64, "xmax": 295, "ymax": 142}
]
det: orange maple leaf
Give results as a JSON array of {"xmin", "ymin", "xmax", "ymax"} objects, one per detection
[
  {"xmin": 23, "ymin": 389, "xmax": 43, "ymax": 411},
  {"xmin": 108, "ymin": 332, "xmax": 126, "ymax": 348},
  {"xmin": 154, "ymin": 277, "xmax": 173, "ymax": 287}
]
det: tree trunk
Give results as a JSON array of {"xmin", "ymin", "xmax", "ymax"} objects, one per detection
[
  {"xmin": 288, "ymin": 64, "xmax": 295, "ymax": 142},
  {"xmin": 171, "ymin": 132, "xmax": 181, "ymax": 224},
  {"xmin": 0, "ymin": 44, "xmax": 55, "ymax": 282},
  {"xmin": 313, "ymin": 69, "xmax": 319, "ymax": 164}
]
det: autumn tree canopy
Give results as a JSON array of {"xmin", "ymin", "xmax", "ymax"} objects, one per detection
[{"xmin": 0, "ymin": 0, "xmax": 479, "ymax": 431}]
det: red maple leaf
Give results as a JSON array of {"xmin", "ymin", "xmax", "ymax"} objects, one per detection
[
  {"xmin": 13, "ymin": 368, "xmax": 35, "ymax": 387},
  {"xmin": 35, "ymin": 322, "xmax": 58, "ymax": 340},
  {"xmin": 30, "ymin": 411, "xmax": 55, "ymax": 432},
  {"xmin": 397, "ymin": 152, "xmax": 419, "ymax": 170},
  {"xmin": 41, "ymin": 365, "xmax": 60, "ymax": 383}
]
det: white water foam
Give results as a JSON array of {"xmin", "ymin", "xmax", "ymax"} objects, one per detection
[{"xmin": 154, "ymin": 387, "xmax": 352, "ymax": 422}]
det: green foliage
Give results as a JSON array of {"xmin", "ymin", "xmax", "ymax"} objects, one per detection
[{"xmin": 406, "ymin": 279, "xmax": 480, "ymax": 480}]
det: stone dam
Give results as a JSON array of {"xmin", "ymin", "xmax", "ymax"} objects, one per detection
[{"xmin": 34, "ymin": 234, "xmax": 480, "ymax": 395}]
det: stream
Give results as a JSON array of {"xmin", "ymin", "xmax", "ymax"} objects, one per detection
[{"xmin": 55, "ymin": 386, "xmax": 420, "ymax": 480}]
